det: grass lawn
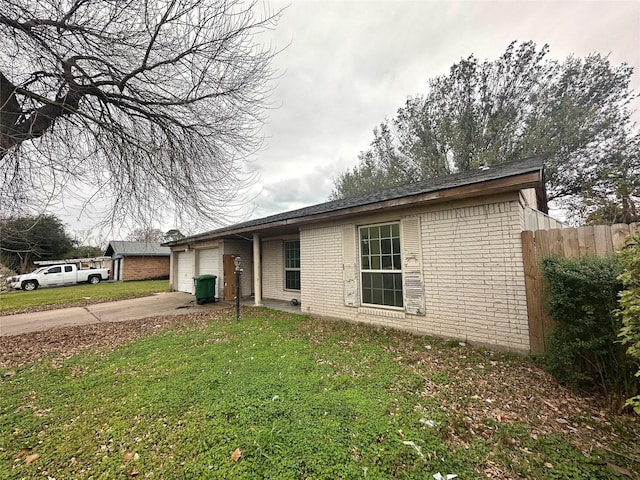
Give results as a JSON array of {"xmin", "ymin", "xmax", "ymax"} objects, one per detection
[
  {"xmin": 1, "ymin": 309, "xmax": 638, "ymax": 479},
  {"xmin": 0, "ymin": 280, "xmax": 169, "ymax": 315}
]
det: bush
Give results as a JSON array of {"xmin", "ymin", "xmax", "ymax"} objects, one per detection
[
  {"xmin": 541, "ymin": 255, "xmax": 637, "ymax": 407},
  {"xmin": 618, "ymin": 234, "xmax": 640, "ymax": 415}
]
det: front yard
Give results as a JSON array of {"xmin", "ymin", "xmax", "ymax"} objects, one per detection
[
  {"xmin": 1, "ymin": 309, "xmax": 638, "ymax": 479},
  {"xmin": 0, "ymin": 280, "xmax": 169, "ymax": 315}
]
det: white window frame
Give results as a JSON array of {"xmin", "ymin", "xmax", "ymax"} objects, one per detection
[
  {"xmin": 359, "ymin": 222, "xmax": 403, "ymax": 309},
  {"xmin": 284, "ymin": 240, "xmax": 300, "ymax": 291}
]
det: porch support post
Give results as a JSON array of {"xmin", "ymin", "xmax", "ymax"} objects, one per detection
[{"xmin": 253, "ymin": 233, "xmax": 263, "ymax": 306}]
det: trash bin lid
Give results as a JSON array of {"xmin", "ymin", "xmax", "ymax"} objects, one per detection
[{"xmin": 193, "ymin": 274, "xmax": 217, "ymax": 280}]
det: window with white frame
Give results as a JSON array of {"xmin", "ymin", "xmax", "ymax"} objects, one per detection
[
  {"xmin": 284, "ymin": 240, "xmax": 300, "ymax": 290},
  {"xmin": 359, "ymin": 223, "xmax": 403, "ymax": 308}
]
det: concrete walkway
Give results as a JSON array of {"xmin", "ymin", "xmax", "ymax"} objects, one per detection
[{"xmin": 0, "ymin": 292, "xmax": 230, "ymax": 337}]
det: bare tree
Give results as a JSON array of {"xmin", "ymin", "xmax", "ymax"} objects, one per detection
[
  {"xmin": 0, "ymin": 0, "xmax": 281, "ymax": 228},
  {"xmin": 127, "ymin": 227, "xmax": 165, "ymax": 243}
]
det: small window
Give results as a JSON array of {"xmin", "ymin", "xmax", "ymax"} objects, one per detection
[
  {"xmin": 284, "ymin": 240, "xmax": 300, "ymax": 290},
  {"xmin": 48, "ymin": 266, "xmax": 61, "ymax": 274},
  {"xmin": 360, "ymin": 223, "xmax": 403, "ymax": 308},
  {"xmin": 65, "ymin": 266, "xmax": 73, "ymax": 272}
]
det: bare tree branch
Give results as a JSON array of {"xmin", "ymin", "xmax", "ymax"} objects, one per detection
[{"xmin": 1, "ymin": 0, "xmax": 282, "ymax": 230}]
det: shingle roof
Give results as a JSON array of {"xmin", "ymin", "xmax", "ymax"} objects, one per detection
[
  {"xmin": 166, "ymin": 155, "xmax": 544, "ymax": 245},
  {"xmin": 104, "ymin": 241, "xmax": 171, "ymax": 257}
]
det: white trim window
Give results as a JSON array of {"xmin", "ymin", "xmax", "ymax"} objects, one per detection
[
  {"xmin": 284, "ymin": 240, "xmax": 300, "ymax": 291},
  {"xmin": 359, "ymin": 223, "xmax": 403, "ymax": 308}
]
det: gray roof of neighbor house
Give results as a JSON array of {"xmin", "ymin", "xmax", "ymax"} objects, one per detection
[
  {"xmin": 165, "ymin": 156, "xmax": 546, "ymax": 246},
  {"xmin": 104, "ymin": 241, "xmax": 171, "ymax": 257}
]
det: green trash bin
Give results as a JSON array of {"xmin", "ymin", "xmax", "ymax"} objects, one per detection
[{"xmin": 193, "ymin": 274, "xmax": 217, "ymax": 305}]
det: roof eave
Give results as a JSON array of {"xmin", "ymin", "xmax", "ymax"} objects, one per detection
[{"xmin": 166, "ymin": 169, "xmax": 542, "ymax": 246}]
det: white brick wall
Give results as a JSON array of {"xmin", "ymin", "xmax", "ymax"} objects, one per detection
[
  {"xmin": 421, "ymin": 201, "xmax": 529, "ymax": 351},
  {"xmin": 299, "ymin": 196, "xmax": 531, "ymax": 353},
  {"xmin": 261, "ymin": 238, "xmax": 302, "ymax": 302},
  {"xmin": 300, "ymin": 225, "xmax": 356, "ymax": 320}
]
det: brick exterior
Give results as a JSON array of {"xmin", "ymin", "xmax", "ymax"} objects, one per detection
[
  {"xmin": 121, "ymin": 256, "xmax": 170, "ymax": 281},
  {"xmin": 177, "ymin": 190, "xmax": 538, "ymax": 353},
  {"xmin": 295, "ymin": 194, "xmax": 531, "ymax": 353},
  {"xmin": 262, "ymin": 237, "xmax": 301, "ymax": 302}
]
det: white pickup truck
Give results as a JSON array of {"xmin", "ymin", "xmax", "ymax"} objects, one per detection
[{"xmin": 8, "ymin": 264, "xmax": 111, "ymax": 291}]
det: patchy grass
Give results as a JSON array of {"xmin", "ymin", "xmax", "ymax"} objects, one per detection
[
  {"xmin": 0, "ymin": 280, "xmax": 169, "ymax": 315},
  {"xmin": 1, "ymin": 309, "xmax": 638, "ymax": 479}
]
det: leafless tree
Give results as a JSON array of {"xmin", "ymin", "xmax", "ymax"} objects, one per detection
[
  {"xmin": 0, "ymin": 0, "xmax": 281, "ymax": 229},
  {"xmin": 127, "ymin": 227, "xmax": 164, "ymax": 242}
]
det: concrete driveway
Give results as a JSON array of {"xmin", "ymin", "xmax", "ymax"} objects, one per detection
[{"xmin": 0, "ymin": 292, "xmax": 231, "ymax": 336}]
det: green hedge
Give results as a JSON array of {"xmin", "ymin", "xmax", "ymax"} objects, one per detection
[
  {"xmin": 618, "ymin": 234, "xmax": 640, "ymax": 414},
  {"xmin": 541, "ymin": 255, "xmax": 637, "ymax": 407}
]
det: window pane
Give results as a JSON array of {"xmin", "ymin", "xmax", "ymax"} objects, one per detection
[
  {"xmin": 362, "ymin": 287, "xmax": 372, "ymax": 304},
  {"xmin": 393, "ymin": 254, "xmax": 402, "ymax": 269},
  {"xmin": 380, "ymin": 224, "xmax": 391, "ymax": 238},
  {"xmin": 381, "ymin": 255, "xmax": 392, "ymax": 270},
  {"xmin": 391, "ymin": 223, "xmax": 400, "ymax": 237},
  {"xmin": 395, "ymin": 290, "xmax": 404, "ymax": 308},
  {"xmin": 371, "ymin": 256, "xmax": 381, "ymax": 270},
  {"xmin": 370, "ymin": 239, "xmax": 380, "ymax": 255},
  {"xmin": 392, "ymin": 237, "xmax": 401, "ymax": 254},
  {"xmin": 361, "ymin": 256, "xmax": 370, "ymax": 269},
  {"xmin": 284, "ymin": 241, "xmax": 300, "ymax": 269},
  {"xmin": 362, "ymin": 272, "xmax": 372, "ymax": 288},
  {"xmin": 381, "ymin": 238, "xmax": 391, "ymax": 254},
  {"xmin": 372, "ymin": 288, "xmax": 383, "ymax": 304},
  {"xmin": 285, "ymin": 270, "xmax": 300, "ymax": 290},
  {"xmin": 370, "ymin": 227, "xmax": 380, "ymax": 239},
  {"xmin": 372, "ymin": 273, "xmax": 383, "ymax": 288}
]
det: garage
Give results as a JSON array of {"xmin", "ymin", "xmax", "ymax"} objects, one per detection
[{"xmin": 176, "ymin": 251, "xmax": 194, "ymax": 293}]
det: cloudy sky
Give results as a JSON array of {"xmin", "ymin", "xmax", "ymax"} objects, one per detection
[{"xmin": 242, "ymin": 0, "xmax": 640, "ymax": 222}]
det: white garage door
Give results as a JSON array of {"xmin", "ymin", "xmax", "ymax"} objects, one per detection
[
  {"xmin": 198, "ymin": 248, "xmax": 219, "ymax": 276},
  {"xmin": 176, "ymin": 251, "xmax": 194, "ymax": 293}
]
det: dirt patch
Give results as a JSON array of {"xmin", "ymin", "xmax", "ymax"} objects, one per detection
[{"xmin": 0, "ymin": 308, "xmax": 233, "ymax": 368}]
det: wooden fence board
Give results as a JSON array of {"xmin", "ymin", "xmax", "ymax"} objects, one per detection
[
  {"xmin": 522, "ymin": 223, "xmax": 639, "ymax": 354},
  {"xmin": 562, "ymin": 228, "xmax": 579, "ymax": 258},
  {"xmin": 611, "ymin": 224, "xmax": 630, "ymax": 250}
]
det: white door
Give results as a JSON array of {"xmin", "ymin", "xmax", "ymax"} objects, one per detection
[
  {"xmin": 198, "ymin": 249, "xmax": 219, "ymax": 276},
  {"xmin": 176, "ymin": 251, "xmax": 194, "ymax": 293},
  {"xmin": 63, "ymin": 265, "xmax": 76, "ymax": 284},
  {"xmin": 41, "ymin": 266, "xmax": 63, "ymax": 286},
  {"xmin": 198, "ymin": 248, "xmax": 219, "ymax": 299}
]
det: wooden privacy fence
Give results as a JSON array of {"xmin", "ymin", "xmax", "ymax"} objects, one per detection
[{"xmin": 522, "ymin": 223, "xmax": 640, "ymax": 354}]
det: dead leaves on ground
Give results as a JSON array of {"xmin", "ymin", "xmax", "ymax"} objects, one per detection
[
  {"xmin": 14, "ymin": 447, "xmax": 38, "ymax": 465},
  {"xmin": 0, "ymin": 310, "xmax": 231, "ymax": 368},
  {"xmin": 230, "ymin": 448, "xmax": 242, "ymax": 462}
]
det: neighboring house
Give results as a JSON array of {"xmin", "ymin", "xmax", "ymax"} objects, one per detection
[
  {"xmin": 104, "ymin": 241, "xmax": 170, "ymax": 281},
  {"xmin": 164, "ymin": 156, "xmax": 560, "ymax": 353}
]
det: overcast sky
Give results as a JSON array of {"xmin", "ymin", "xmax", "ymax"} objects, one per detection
[{"xmin": 243, "ymin": 0, "xmax": 640, "ymax": 221}]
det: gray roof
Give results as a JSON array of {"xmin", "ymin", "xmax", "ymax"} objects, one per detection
[
  {"xmin": 104, "ymin": 241, "xmax": 171, "ymax": 257},
  {"xmin": 166, "ymin": 156, "xmax": 545, "ymax": 245}
]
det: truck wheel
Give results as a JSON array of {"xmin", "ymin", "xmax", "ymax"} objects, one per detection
[
  {"xmin": 22, "ymin": 281, "xmax": 37, "ymax": 291},
  {"xmin": 89, "ymin": 275, "xmax": 101, "ymax": 285}
]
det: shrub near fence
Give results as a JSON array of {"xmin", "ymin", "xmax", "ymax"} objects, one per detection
[
  {"xmin": 618, "ymin": 234, "xmax": 640, "ymax": 414},
  {"xmin": 541, "ymin": 256, "xmax": 637, "ymax": 407},
  {"xmin": 522, "ymin": 223, "xmax": 640, "ymax": 353}
]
